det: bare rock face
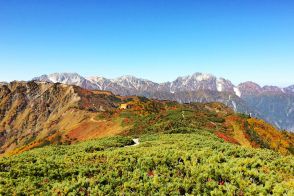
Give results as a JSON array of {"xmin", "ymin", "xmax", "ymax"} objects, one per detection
[
  {"xmin": 0, "ymin": 81, "xmax": 120, "ymax": 154},
  {"xmin": 238, "ymin": 82, "xmax": 262, "ymax": 96}
]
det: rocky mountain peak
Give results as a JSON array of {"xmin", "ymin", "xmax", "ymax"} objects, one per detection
[
  {"xmin": 216, "ymin": 78, "xmax": 235, "ymax": 92},
  {"xmin": 238, "ymin": 81, "xmax": 262, "ymax": 95},
  {"xmin": 87, "ymin": 76, "xmax": 109, "ymax": 82},
  {"xmin": 114, "ymin": 75, "xmax": 138, "ymax": 81},
  {"xmin": 192, "ymin": 72, "xmax": 214, "ymax": 81},
  {"xmin": 284, "ymin": 85, "xmax": 294, "ymax": 94},
  {"xmin": 33, "ymin": 72, "xmax": 84, "ymax": 83},
  {"xmin": 262, "ymin": 85, "xmax": 283, "ymax": 93},
  {"xmin": 113, "ymin": 75, "xmax": 155, "ymax": 84},
  {"xmin": 33, "ymin": 72, "xmax": 97, "ymax": 90}
]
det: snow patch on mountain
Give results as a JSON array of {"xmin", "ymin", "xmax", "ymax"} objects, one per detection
[
  {"xmin": 87, "ymin": 76, "xmax": 110, "ymax": 90},
  {"xmin": 284, "ymin": 85, "xmax": 294, "ymax": 94},
  {"xmin": 33, "ymin": 72, "xmax": 292, "ymax": 98},
  {"xmin": 34, "ymin": 73, "xmax": 84, "ymax": 84},
  {"xmin": 234, "ymin": 87, "xmax": 241, "ymax": 97},
  {"xmin": 112, "ymin": 75, "xmax": 156, "ymax": 91},
  {"xmin": 50, "ymin": 73, "xmax": 82, "ymax": 83},
  {"xmin": 195, "ymin": 73, "xmax": 212, "ymax": 81},
  {"xmin": 231, "ymin": 101, "xmax": 237, "ymax": 112},
  {"xmin": 216, "ymin": 79, "xmax": 224, "ymax": 92}
]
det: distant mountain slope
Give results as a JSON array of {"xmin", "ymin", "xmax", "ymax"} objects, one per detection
[
  {"xmin": 33, "ymin": 73, "xmax": 294, "ymax": 131},
  {"xmin": 284, "ymin": 85, "xmax": 294, "ymax": 94},
  {"xmin": 0, "ymin": 81, "xmax": 293, "ymax": 155}
]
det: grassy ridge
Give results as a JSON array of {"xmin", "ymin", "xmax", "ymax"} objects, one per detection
[
  {"xmin": 0, "ymin": 133, "xmax": 293, "ymax": 195},
  {"xmin": 120, "ymin": 102, "xmax": 294, "ymax": 155}
]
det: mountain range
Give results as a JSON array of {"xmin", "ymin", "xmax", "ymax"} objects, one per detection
[
  {"xmin": 31, "ymin": 73, "xmax": 294, "ymax": 132},
  {"xmin": 1, "ymin": 81, "xmax": 293, "ymax": 156}
]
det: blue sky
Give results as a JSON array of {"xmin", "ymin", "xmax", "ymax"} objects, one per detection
[{"xmin": 0, "ymin": 0, "xmax": 293, "ymax": 86}]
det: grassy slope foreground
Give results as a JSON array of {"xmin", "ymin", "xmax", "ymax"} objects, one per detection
[{"xmin": 0, "ymin": 133, "xmax": 293, "ymax": 195}]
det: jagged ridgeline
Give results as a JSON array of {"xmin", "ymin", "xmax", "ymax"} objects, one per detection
[
  {"xmin": 0, "ymin": 81, "xmax": 293, "ymax": 155},
  {"xmin": 33, "ymin": 72, "xmax": 294, "ymax": 132}
]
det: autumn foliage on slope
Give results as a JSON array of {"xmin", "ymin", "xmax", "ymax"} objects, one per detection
[
  {"xmin": 0, "ymin": 81, "xmax": 293, "ymax": 156},
  {"xmin": 121, "ymin": 100, "xmax": 294, "ymax": 155}
]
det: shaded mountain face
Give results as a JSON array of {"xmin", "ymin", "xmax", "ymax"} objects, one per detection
[
  {"xmin": 240, "ymin": 91, "xmax": 294, "ymax": 131},
  {"xmin": 284, "ymin": 85, "xmax": 294, "ymax": 94},
  {"xmin": 33, "ymin": 73, "xmax": 294, "ymax": 132}
]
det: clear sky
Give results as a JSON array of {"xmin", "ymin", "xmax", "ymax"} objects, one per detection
[{"xmin": 0, "ymin": 0, "xmax": 293, "ymax": 86}]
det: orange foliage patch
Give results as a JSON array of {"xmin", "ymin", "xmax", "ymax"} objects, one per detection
[
  {"xmin": 215, "ymin": 131, "xmax": 240, "ymax": 145},
  {"xmin": 247, "ymin": 118, "xmax": 294, "ymax": 154},
  {"xmin": 67, "ymin": 118, "xmax": 126, "ymax": 142}
]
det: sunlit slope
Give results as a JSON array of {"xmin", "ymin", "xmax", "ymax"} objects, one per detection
[
  {"xmin": 122, "ymin": 101, "xmax": 294, "ymax": 154},
  {"xmin": 0, "ymin": 81, "xmax": 126, "ymax": 155},
  {"xmin": 0, "ymin": 133, "xmax": 293, "ymax": 195},
  {"xmin": 1, "ymin": 81, "xmax": 293, "ymax": 156}
]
